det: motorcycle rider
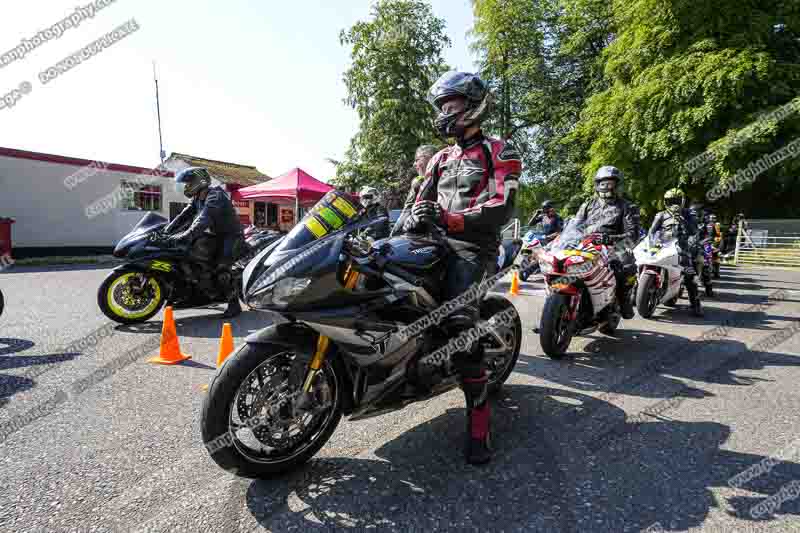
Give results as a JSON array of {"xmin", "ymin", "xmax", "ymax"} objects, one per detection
[
  {"xmin": 359, "ymin": 186, "xmax": 390, "ymax": 241},
  {"xmin": 527, "ymin": 200, "xmax": 563, "ymax": 244},
  {"xmin": 404, "ymin": 71, "xmax": 521, "ymax": 465},
  {"xmin": 707, "ymin": 214, "xmax": 722, "ymax": 245},
  {"xmin": 573, "ymin": 165, "xmax": 640, "ymax": 319},
  {"xmin": 392, "ymin": 144, "xmax": 439, "ymax": 236},
  {"xmin": 648, "ymin": 188, "xmax": 704, "ymax": 317},
  {"xmin": 163, "ymin": 167, "xmax": 245, "ymax": 318},
  {"xmin": 722, "ymin": 215, "xmax": 742, "ymax": 256}
]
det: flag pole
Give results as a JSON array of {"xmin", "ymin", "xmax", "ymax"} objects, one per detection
[{"xmin": 153, "ymin": 61, "xmax": 165, "ymax": 165}]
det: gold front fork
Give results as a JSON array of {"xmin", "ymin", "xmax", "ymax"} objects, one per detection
[{"xmin": 302, "ymin": 265, "xmax": 360, "ymax": 392}]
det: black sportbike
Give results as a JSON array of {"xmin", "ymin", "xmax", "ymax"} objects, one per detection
[
  {"xmin": 200, "ymin": 190, "xmax": 522, "ymax": 478},
  {"xmin": 98, "ymin": 213, "xmax": 282, "ymax": 324}
]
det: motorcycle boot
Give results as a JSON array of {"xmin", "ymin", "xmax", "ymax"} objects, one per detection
[
  {"xmin": 459, "ymin": 354, "xmax": 491, "ymax": 465},
  {"xmin": 215, "ymin": 264, "xmax": 242, "ymax": 318},
  {"xmin": 684, "ymin": 274, "xmax": 703, "ymax": 317},
  {"xmin": 610, "ymin": 259, "xmax": 636, "ymax": 320},
  {"xmin": 446, "ymin": 305, "xmax": 492, "ymax": 465},
  {"xmin": 620, "ymin": 262, "xmax": 637, "ymax": 319},
  {"xmin": 219, "ymin": 236, "xmax": 244, "ymax": 318}
]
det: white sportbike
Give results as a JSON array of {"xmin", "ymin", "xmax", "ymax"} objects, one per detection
[{"xmin": 633, "ymin": 236, "xmax": 684, "ymax": 318}]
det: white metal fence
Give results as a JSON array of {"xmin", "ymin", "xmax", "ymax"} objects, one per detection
[
  {"xmin": 735, "ymin": 219, "xmax": 800, "ymax": 268},
  {"xmin": 501, "ymin": 219, "xmax": 522, "ymax": 240}
]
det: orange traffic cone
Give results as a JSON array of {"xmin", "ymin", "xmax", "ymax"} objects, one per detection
[
  {"xmin": 216, "ymin": 323, "xmax": 234, "ymax": 368},
  {"xmin": 509, "ymin": 270, "xmax": 520, "ymax": 296},
  {"xmin": 148, "ymin": 306, "xmax": 191, "ymax": 365}
]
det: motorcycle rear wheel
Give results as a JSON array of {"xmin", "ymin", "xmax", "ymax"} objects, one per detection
[
  {"xmin": 97, "ymin": 270, "xmax": 165, "ymax": 324},
  {"xmin": 202, "ymin": 343, "xmax": 344, "ymax": 479},
  {"xmin": 0, "ymin": 288, "xmax": 4, "ymax": 318},
  {"xmin": 635, "ymin": 274, "xmax": 659, "ymax": 318},
  {"xmin": 540, "ymin": 292, "xmax": 574, "ymax": 359}
]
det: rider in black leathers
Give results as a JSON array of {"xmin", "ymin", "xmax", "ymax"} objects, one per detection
[
  {"xmin": 405, "ymin": 71, "xmax": 521, "ymax": 465},
  {"xmin": 573, "ymin": 165, "xmax": 641, "ymax": 319},
  {"xmin": 527, "ymin": 200, "xmax": 563, "ymax": 244},
  {"xmin": 163, "ymin": 167, "xmax": 244, "ymax": 318},
  {"xmin": 648, "ymin": 188, "xmax": 703, "ymax": 317},
  {"xmin": 359, "ymin": 186, "xmax": 390, "ymax": 241}
]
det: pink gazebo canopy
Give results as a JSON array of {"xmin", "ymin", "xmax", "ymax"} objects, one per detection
[{"xmin": 235, "ymin": 167, "xmax": 332, "ymax": 205}]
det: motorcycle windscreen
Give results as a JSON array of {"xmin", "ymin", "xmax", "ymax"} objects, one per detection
[
  {"xmin": 115, "ymin": 212, "xmax": 169, "ymax": 256},
  {"xmin": 550, "ymin": 218, "xmax": 586, "ymax": 252},
  {"xmin": 266, "ymin": 190, "xmax": 362, "ymax": 264},
  {"xmin": 131, "ymin": 212, "xmax": 168, "ymax": 233}
]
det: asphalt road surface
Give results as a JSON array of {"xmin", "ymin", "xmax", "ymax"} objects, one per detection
[{"xmin": 1, "ymin": 264, "xmax": 800, "ymax": 532}]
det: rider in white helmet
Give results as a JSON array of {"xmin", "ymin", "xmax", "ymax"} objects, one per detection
[{"xmin": 359, "ymin": 186, "xmax": 390, "ymax": 240}]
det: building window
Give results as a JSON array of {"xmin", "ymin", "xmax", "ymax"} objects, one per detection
[{"xmin": 122, "ymin": 181, "xmax": 162, "ymax": 211}]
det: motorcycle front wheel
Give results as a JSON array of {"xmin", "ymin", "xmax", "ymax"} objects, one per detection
[
  {"xmin": 635, "ymin": 274, "xmax": 659, "ymax": 318},
  {"xmin": 480, "ymin": 296, "xmax": 522, "ymax": 393},
  {"xmin": 201, "ymin": 343, "xmax": 344, "ymax": 479},
  {"xmin": 97, "ymin": 270, "xmax": 165, "ymax": 324},
  {"xmin": 0, "ymin": 288, "xmax": 4, "ymax": 318},
  {"xmin": 540, "ymin": 292, "xmax": 574, "ymax": 359}
]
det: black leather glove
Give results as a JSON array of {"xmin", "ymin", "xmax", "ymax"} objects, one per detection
[
  {"xmin": 403, "ymin": 201, "xmax": 443, "ymax": 233},
  {"xmin": 593, "ymin": 233, "xmax": 612, "ymax": 246},
  {"xmin": 411, "ymin": 201, "xmax": 443, "ymax": 225},
  {"xmin": 403, "ymin": 213, "xmax": 424, "ymax": 233}
]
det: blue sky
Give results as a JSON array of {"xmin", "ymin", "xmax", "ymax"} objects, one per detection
[{"xmin": 0, "ymin": 0, "xmax": 478, "ymax": 181}]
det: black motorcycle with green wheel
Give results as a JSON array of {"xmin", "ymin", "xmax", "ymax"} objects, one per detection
[{"xmin": 98, "ymin": 213, "xmax": 282, "ymax": 324}]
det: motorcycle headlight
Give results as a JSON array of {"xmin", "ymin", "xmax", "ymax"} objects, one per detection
[{"xmin": 248, "ymin": 277, "xmax": 312, "ymax": 308}]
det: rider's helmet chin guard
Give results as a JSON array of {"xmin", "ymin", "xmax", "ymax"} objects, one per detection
[
  {"xmin": 594, "ymin": 165, "xmax": 623, "ymax": 202},
  {"xmin": 175, "ymin": 167, "xmax": 212, "ymax": 199},
  {"xmin": 428, "ymin": 71, "xmax": 492, "ymax": 140},
  {"xmin": 359, "ymin": 186, "xmax": 381, "ymax": 209},
  {"xmin": 664, "ymin": 187, "xmax": 684, "ymax": 216}
]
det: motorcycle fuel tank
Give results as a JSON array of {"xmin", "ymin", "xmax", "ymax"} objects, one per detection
[{"xmin": 373, "ymin": 235, "xmax": 446, "ymax": 271}]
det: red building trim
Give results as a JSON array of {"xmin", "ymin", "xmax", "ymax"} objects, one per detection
[{"xmin": 0, "ymin": 146, "xmax": 174, "ymax": 177}]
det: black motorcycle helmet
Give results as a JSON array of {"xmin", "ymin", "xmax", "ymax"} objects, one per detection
[
  {"xmin": 427, "ymin": 71, "xmax": 491, "ymax": 140},
  {"xmin": 175, "ymin": 167, "xmax": 212, "ymax": 199}
]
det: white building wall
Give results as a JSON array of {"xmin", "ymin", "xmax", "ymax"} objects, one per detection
[{"xmin": 0, "ymin": 154, "xmax": 185, "ymax": 248}]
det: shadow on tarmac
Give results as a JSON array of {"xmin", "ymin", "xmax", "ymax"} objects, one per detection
[{"xmin": 241, "ymin": 382, "xmax": 800, "ymax": 532}]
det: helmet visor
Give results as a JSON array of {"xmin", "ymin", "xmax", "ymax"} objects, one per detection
[
  {"xmin": 596, "ymin": 180, "xmax": 616, "ymax": 193},
  {"xmin": 664, "ymin": 196, "xmax": 682, "ymax": 207}
]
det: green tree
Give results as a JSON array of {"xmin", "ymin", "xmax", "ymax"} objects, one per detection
[
  {"xmin": 470, "ymin": 0, "xmax": 614, "ymax": 222},
  {"xmin": 570, "ymin": 0, "xmax": 800, "ymax": 218},
  {"xmin": 331, "ymin": 0, "xmax": 451, "ymax": 207}
]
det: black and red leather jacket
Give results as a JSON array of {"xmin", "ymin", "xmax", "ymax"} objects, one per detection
[{"xmin": 416, "ymin": 133, "xmax": 522, "ymax": 248}]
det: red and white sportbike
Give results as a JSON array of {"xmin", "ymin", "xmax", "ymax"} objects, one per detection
[{"xmin": 532, "ymin": 219, "xmax": 624, "ymax": 359}]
